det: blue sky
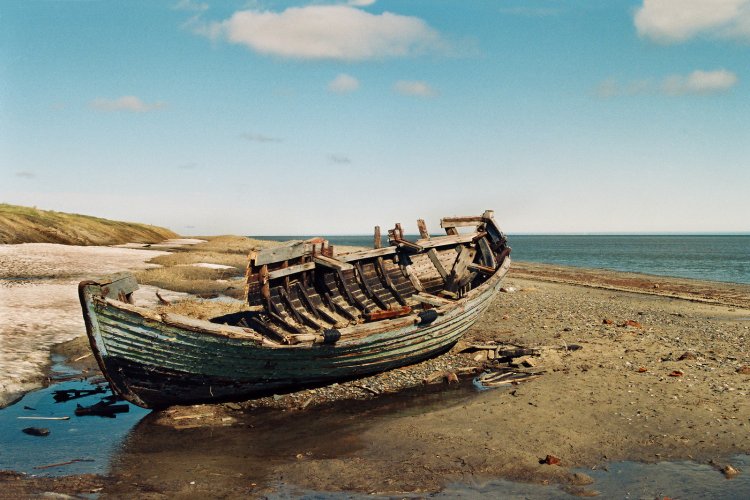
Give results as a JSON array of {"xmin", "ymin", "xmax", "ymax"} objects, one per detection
[{"xmin": 1, "ymin": 0, "xmax": 748, "ymax": 235}]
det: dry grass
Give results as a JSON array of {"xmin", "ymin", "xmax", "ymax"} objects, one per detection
[
  {"xmin": 190, "ymin": 235, "xmax": 280, "ymax": 254},
  {"xmin": 0, "ymin": 204, "xmax": 178, "ymax": 245},
  {"xmin": 135, "ymin": 266, "xmax": 246, "ymax": 298},
  {"xmin": 156, "ymin": 297, "xmax": 250, "ymax": 321},
  {"xmin": 136, "ymin": 235, "xmax": 280, "ymax": 299}
]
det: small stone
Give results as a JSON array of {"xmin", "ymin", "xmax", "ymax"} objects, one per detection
[
  {"xmin": 541, "ymin": 454, "xmax": 561, "ymax": 465},
  {"xmin": 668, "ymin": 370, "xmax": 684, "ymax": 377},
  {"xmin": 678, "ymin": 351, "xmax": 697, "ymax": 361},
  {"xmin": 637, "ymin": 367, "xmax": 648, "ymax": 373},
  {"xmin": 618, "ymin": 320, "xmax": 643, "ymax": 329},
  {"xmin": 22, "ymin": 427, "xmax": 50, "ymax": 437},
  {"xmin": 722, "ymin": 464, "xmax": 740, "ymax": 478},
  {"xmin": 602, "ymin": 319, "xmax": 614, "ymax": 325},
  {"xmin": 737, "ymin": 366, "xmax": 750, "ymax": 375}
]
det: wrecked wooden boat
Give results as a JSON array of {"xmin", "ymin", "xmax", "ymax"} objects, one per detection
[{"xmin": 79, "ymin": 211, "xmax": 511, "ymax": 409}]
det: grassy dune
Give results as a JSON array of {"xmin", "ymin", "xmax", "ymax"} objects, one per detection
[{"xmin": 0, "ymin": 204, "xmax": 178, "ymax": 245}]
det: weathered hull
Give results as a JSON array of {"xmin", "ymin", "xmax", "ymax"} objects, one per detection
[{"xmin": 80, "ymin": 266, "xmax": 507, "ymax": 409}]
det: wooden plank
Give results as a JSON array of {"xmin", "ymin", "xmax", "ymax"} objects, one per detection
[
  {"xmin": 254, "ymin": 240, "xmax": 309, "ymax": 265},
  {"xmin": 417, "ymin": 219, "xmax": 430, "ymax": 239},
  {"xmin": 374, "ymin": 226, "xmax": 381, "ymax": 249},
  {"xmin": 313, "ymin": 254, "xmax": 354, "ymax": 271},
  {"xmin": 468, "ymin": 263, "xmax": 496, "ymax": 275},
  {"xmin": 440, "ymin": 216, "xmax": 483, "ymax": 228},
  {"xmin": 446, "ymin": 246, "xmax": 477, "ymax": 292},
  {"xmin": 364, "ymin": 306, "xmax": 412, "ymax": 322},
  {"xmin": 427, "ymin": 248, "xmax": 448, "ymax": 280},
  {"xmin": 416, "ymin": 232, "xmax": 477, "ymax": 249},
  {"xmin": 412, "ymin": 292, "xmax": 453, "ymax": 307},
  {"xmin": 267, "ymin": 261, "xmax": 315, "ymax": 280},
  {"xmin": 338, "ymin": 246, "xmax": 397, "ymax": 262}
]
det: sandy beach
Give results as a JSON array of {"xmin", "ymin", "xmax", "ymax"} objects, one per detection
[{"xmin": 1, "ymin": 242, "xmax": 748, "ymax": 497}]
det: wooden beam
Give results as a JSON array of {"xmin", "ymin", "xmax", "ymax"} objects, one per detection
[
  {"xmin": 446, "ymin": 246, "xmax": 477, "ymax": 292},
  {"xmin": 440, "ymin": 216, "xmax": 484, "ymax": 228},
  {"xmin": 374, "ymin": 226, "xmax": 381, "ymax": 249},
  {"xmin": 338, "ymin": 246, "xmax": 397, "ymax": 262},
  {"xmin": 313, "ymin": 254, "xmax": 354, "ymax": 271},
  {"xmin": 427, "ymin": 248, "xmax": 448, "ymax": 280},
  {"xmin": 468, "ymin": 263, "xmax": 496, "ymax": 275},
  {"xmin": 254, "ymin": 240, "xmax": 310, "ymax": 265},
  {"xmin": 417, "ymin": 219, "xmax": 430, "ymax": 239},
  {"xmin": 267, "ymin": 261, "xmax": 315, "ymax": 280},
  {"xmin": 364, "ymin": 306, "xmax": 412, "ymax": 322}
]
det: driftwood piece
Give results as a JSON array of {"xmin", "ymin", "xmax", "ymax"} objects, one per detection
[
  {"xmin": 22, "ymin": 427, "xmax": 50, "ymax": 437},
  {"xmin": 34, "ymin": 459, "xmax": 95, "ymax": 470}
]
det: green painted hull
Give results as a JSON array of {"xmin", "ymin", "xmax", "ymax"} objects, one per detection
[{"xmin": 79, "ymin": 261, "xmax": 508, "ymax": 409}]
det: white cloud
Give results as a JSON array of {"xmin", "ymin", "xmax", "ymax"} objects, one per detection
[
  {"xmin": 348, "ymin": 0, "xmax": 376, "ymax": 6},
  {"xmin": 173, "ymin": 0, "xmax": 208, "ymax": 12},
  {"xmin": 328, "ymin": 154, "xmax": 352, "ymax": 164},
  {"xmin": 328, "ymin": 73, "xmax": 360, "ymax": 93},
  {"xmin": 90, "ymin": 96, "xmax": 167, "ymax": 113},
  {"xmin": 15, "ymin": 171, "xmax": 36, "ymax": 179},
  {"xmin": 596, "ymin": 69, "xmax": 739, "ymax": 97},
  {"xmin": 241, "ymin": 133, "xmax": 283, "ymax": 143},
  {"xmin": 198, "ymin": 5, "xmax": 442, "ymax": 60},
  {"xmin": 393, "ymin": 80, "xmax": 438, "ymax": 97},
  {"xmin": 663, "ymin": 69, "xmax": 739, "ymax": 94},
  {"xmin": 634, "ymin": 0, "xmax": 750, "ymax": 42}
]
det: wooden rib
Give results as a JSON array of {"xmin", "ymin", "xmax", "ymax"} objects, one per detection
[
  {"xmin": 374, "ymin": 226, "xmax": 381, "ymax": 249},
  {"xmin": 354, "ymin": 262, "xmax": 389, "ymax": 310},
  {"xmin": 415, "ymin": 232, "xmax": 476, "ymax": 249},
  {"xmin": 375, "ymin": 257, "xmax": 406, "ymax": 305},
  {"xmin": 292, "ymin": 282, "xmax": 320, "ymax": 319}
]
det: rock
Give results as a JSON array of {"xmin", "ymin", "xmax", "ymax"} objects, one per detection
[
  {"xmin": 541, "ymin": 454, "xmax": 561, "ymax": 465},
  {"xmin": 602, "ymin": 319, "xmax": 614, "ymax": 325},
  {"xmin": 569, "ymin": 472, "xmax": 595, "ymax": 485},
  {"xmin": 668, "ymin": 370, "xmax": 684, "ymax": 377},
  {"xmin": 678, "ymin": 351, "xmax": 697, "ymax": 361},
  {"xmin": 653, "ymin": 283, "xmax": 660, "ymax": 289},
  {"xmin": 737, "ymin": 366, "xmax": 750, "ymax": 375},
  {"xmin": 722, "ymin": 464, "xmax": 740, "ymax": 478},
  {"xmin": 22, "ymin": 427, "xmax": 50, "ymax": 437},
  {"xmin": 445, "ymin": 372, "xmax": 459, "ymax": 384},
  {"xmin": 637, "ymin": 367, "xmax": 648, "ymax": 373},
  {"xmin": 500, "ymin": 287, "xmax": 516, "ymax": 293},
  {"xmin": 224, "ymin": 402, "xmax": 242, "ymax": 411}
]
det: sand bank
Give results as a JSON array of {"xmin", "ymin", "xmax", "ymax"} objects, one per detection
[{"xmin": 0, "ymin": 243, "xmax": 175, "ymax": 407}]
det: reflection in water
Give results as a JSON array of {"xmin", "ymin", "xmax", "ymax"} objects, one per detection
[
  {"xmin": 111, "ymin": 382, "xmax": 479, "ymax": 490},
  {"xmin": 0, "ymin": 378, "xmax": 150, "ymax": 476}
]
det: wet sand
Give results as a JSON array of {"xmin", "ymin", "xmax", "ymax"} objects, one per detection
[{"xmin": 1, "ymin": 246, "xmax": 749, "ymax": 497}]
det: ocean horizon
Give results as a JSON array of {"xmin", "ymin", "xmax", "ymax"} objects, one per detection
[{"xmin": 249, "ymin": 234, "xmax": 750, "ymax": 286}]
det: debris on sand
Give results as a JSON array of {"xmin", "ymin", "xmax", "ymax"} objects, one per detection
[{"xmin": 21, "ymin": 427, "xmax": 50, "ymax": 437}]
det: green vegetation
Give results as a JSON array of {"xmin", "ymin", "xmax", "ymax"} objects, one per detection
[{"xmin": 0, "ymin": 204, "xmax": 178, "ymax": 245}]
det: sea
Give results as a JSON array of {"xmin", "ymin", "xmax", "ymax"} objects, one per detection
[{"xmin": 250, "ymin": 234, "xmax": 750, "ymax": 286}]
